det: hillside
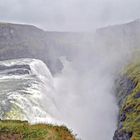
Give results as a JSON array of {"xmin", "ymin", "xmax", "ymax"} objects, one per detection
[
  {"xmin": 0, "ymin": 23, "xmax": 91, "ymax": 75},
  {"xmin": 1, "ymin": 20, "xmax": 140, "ymax": 75},
  {"xmin": 95, "ymin": 19, "xmax": 140, "ymax": 52},
  {"xmin": 0, "ymin": 120, "xmax": 75, "ymax": 140}
]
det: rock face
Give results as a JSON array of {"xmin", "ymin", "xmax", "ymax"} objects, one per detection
[
  {"xmin": 0, "ymin": 23, "xmax": 63, "ymax": 74},
  {"xmin": 95, "ymin": 19, "xmax": 140, "ymax": 50},
  {"xmin": 0, "ymin": 23, "xmax": 91, "ymax": 75},
  {"xmin": 1, "ymin": 20, "xmax": 140, "ymax": 75},
  {"xmin": 113, "ymin": 59, "xmax": 140, "ymax": 140}
]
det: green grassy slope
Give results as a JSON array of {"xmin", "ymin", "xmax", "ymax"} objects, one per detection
[{"xmin": 0, "ymin": 120, "xmax": 76, "ymax": 140}]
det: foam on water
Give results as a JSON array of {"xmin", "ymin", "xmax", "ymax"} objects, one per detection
[{"xmin": 0, "ymin": 58, "xmax": 57, "ymax": 124}]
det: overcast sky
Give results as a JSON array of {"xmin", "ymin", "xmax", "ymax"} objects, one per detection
[{"xmin": 0, "ymin": 0, "xmax": 140, "ymax": 31}]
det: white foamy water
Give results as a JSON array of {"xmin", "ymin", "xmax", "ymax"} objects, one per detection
[{"xmin": 0, "ymin": 58, "xmax": 57, "ymax": 124}]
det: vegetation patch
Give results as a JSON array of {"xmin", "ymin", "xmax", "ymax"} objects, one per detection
[
  {"xmin": 114, "ymin": 59, "xmax": 140, "ymax": 140},
  {"xmin": 0, "ymin": 120, "xmax": 76, "ymax": 140}
]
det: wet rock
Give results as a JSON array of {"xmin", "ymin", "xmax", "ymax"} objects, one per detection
[
  {"xmin": 114, "ymin": 61, "xmax": 140, "ymax": 140},
  {"xmin": 113, "ymin": 130, "xmax": 132, "ymax": 140},
  {"xmin": 116, "ymin": 76, "xmax": 137, "ymax": 107},
  {"xmin": 134, "ymin": 91, "xmax": 140, "ymax": 98},
  {"xmin": 119, "ymin": 112, "xmax": 126, "ymax": 122}
]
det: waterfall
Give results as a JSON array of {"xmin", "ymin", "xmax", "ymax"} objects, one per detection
[
  {"xmin": 0, "ymin": 58, "xmax": 57, "ymax": 124},
  {"xmin": 0, "ymin": 54, "xmax": 133, "ymax": 140}
]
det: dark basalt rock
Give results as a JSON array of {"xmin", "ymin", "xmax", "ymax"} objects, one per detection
[
  {"xmin": 116, "ymin": 76, "xmax": 137, "ymax": 107},
  {"xmin": 113, "ymin": 130, "xmax": 132, "ymax": 140},
  {"xmin": 113, "ymin": 61, "xmax": 140, "ymax": 139},
  {"xmin": 119, "ymin": 112, "xmax": 126, "ymax": 122},
  {"xmin": 134, "ymin": 91, "xmax": 140, "ymax": 98},
  {"xmin": 113, "ymin": 75, "xmax": 134, "ymax": 140}
]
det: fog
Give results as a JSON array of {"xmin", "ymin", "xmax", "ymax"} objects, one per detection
[
  {"xmin": 53, "ymin": 41, "xmax": 134, "ymax": 139},
  {"xmin": 0, "ymin": 0, "xmax": 140, "ymax": 31}
]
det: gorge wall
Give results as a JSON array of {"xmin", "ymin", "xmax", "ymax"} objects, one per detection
[{"xmin": 113, "ymin": 57, "xmax": 140, "ymax": 140}]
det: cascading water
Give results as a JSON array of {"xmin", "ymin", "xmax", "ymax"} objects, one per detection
[
  {"xmin": 0, "ymin": 58, "xmax": 57, "ymax": 124},
  {"xmin": 0, "ymin": 50, "xmax": 133, "ymax": 140}
]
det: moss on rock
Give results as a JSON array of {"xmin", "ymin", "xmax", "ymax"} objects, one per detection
[{"xmin": 114, "ymin": 59, "xmax": 140, "ymax": 140}]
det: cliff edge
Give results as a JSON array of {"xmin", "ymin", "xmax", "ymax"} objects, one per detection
[
  {"xmin": 0, "ymin": 120, "xmax": 75, "ymax": 140},
  {"xmin": 113, "ymin": 57, "xmax": 140, "ymax": 140}
]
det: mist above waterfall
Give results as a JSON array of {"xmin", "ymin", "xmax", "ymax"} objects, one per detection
[{"xmin": 53, "ymin": 37, "xmax": 134, "ymax": 139}]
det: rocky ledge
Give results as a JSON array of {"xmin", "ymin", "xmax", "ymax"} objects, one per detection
[
  {"xmin": 113, "ymin": 58, "xmax": 140, "ymax": 140},
  {"xmin": 0, "ymin": 120, "xmax": 76, "ymax": 140}
]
